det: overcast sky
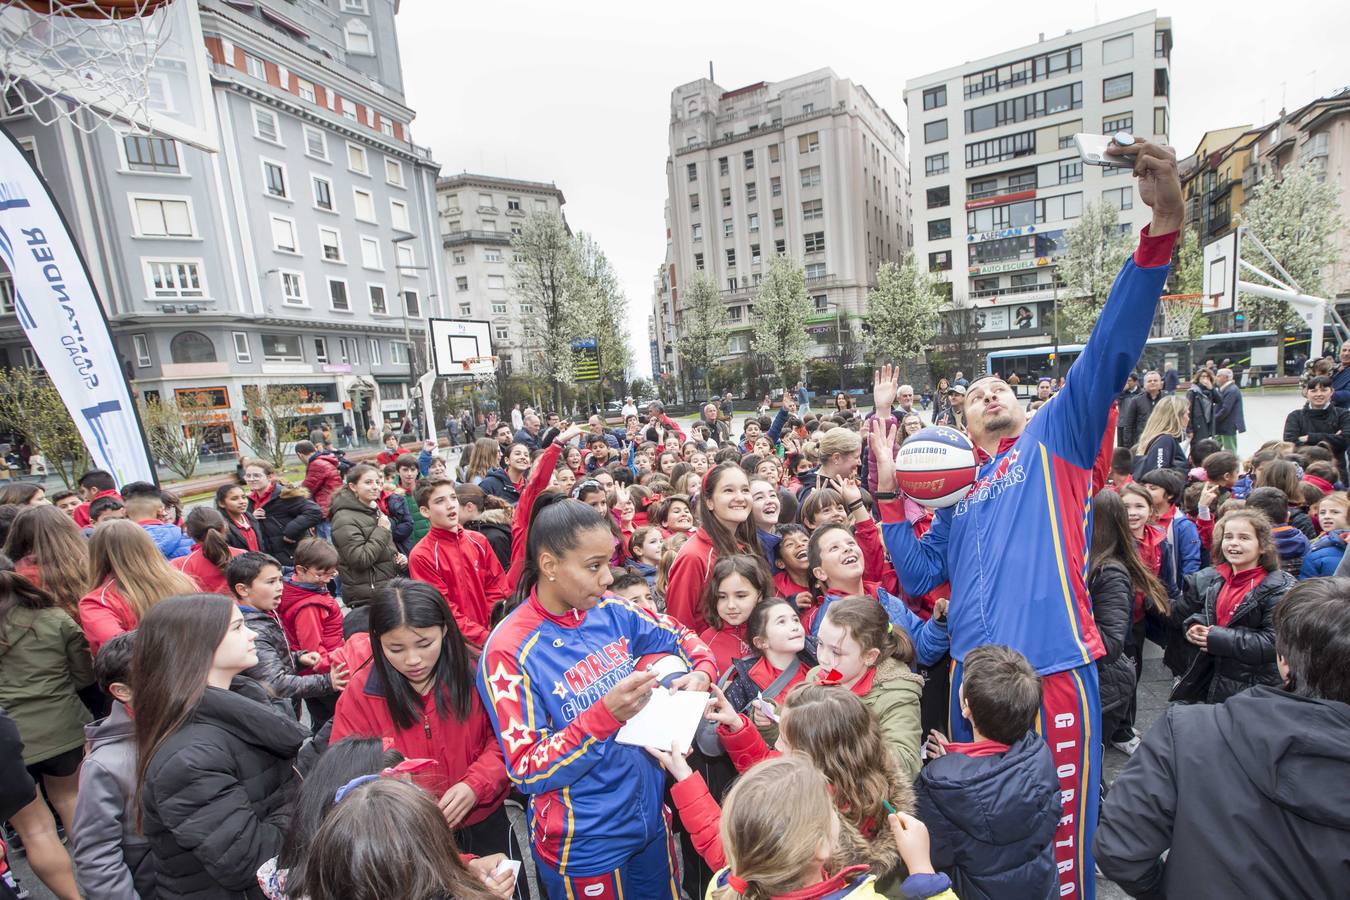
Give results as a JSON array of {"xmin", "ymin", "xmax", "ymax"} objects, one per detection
[{"xmin": 395, "ymin": 0, "xmax": 1350, "ymax": 379}]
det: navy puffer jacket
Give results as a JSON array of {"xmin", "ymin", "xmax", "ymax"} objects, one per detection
[{"xmin": 914, "ymin": 732, "xmax": 1061, "ymax": 900}]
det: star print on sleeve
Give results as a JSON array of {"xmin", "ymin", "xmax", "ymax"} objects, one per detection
[
  {"xmin": 552, "ymin": 680, "xmax": 568, "ymax": 698},
  {"xmin": 488, "ymin": 660, "xmax": 524, "ymax": 704},
  {"xmin": 502, "ymin": 718, "xmax": 533, "ymax": 753}
]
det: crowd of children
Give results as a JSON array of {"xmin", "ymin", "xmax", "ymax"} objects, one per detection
[
  {"xmin": 0, "ymin": 146, "xmax": 1346, "ymax": 899},
  {"xmin": 2, "ymin": 341, "xmax": 1350, "ymax": 899}
]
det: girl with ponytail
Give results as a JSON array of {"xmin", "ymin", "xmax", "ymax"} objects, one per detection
[
  {"xmin": 812, "ymin": 596, "xmax": 928, "ymax": 780},
  {"xmin": 172, "ymin": 507, "xmax": 244, "ymax": 594},
  {"xmin": 478, "ymin": 495, "xmax": 717, "ymax": 899},
  {"xmin": 803, "ymin": 524, "xmax": 950, "ymax": 673}
]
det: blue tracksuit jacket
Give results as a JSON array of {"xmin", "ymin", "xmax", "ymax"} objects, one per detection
[
  {"xmin": 882, "ymin": 248, "xmax": 1171, "ymax": 676},
  {"xmin": 477, "ymin": 592, "xmax": 715, "ymax": 875}
]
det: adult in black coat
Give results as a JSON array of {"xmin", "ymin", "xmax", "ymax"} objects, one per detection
[
  {"xmin": 1283, "ymin": 374, "xmax": 1350, "ymax": 456},
  {"xmin": 242, "ymin": 463, "xmax": 323, "ymax": 568},
  {"xmin": 1120, "ymin": 371, "xmax": 1163, "ymax": 451},
  {"xmin": 1185, "ymin": 368, "xmax": 1219, "ymax": 442},
  {"xmin": 1096, "ymin": 578, "xmax": 1350, "ymax": 900},
  {"xmin": 1170, "ymin": 559, "xmax": 1294, "ymax": 705}
]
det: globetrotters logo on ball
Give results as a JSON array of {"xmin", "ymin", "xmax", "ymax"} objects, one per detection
[{"xmin": 895, "ymin": 426, "xmax": 979, "ymax": 509}]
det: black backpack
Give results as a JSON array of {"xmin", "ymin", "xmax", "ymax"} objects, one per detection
[{"xmin": 316, "ymin": 449, "xmax": 353, "ymax": 477}]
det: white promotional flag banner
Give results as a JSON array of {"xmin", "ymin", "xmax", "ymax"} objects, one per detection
[{"xmin": 0, "ymin": 129, "xmax": 156, "ymax": 485}]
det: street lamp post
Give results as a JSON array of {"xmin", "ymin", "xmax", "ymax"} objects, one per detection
[{"xmin": 391, "ymin": 233, "xmax": 437, "ymax": 442}]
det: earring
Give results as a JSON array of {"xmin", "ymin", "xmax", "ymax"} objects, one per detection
[{"xmin": 548, "ymin": 576, "xmax": 555, "ymax": 582}]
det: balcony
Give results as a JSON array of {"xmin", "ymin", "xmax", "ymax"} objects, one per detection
[
  {"xmin": 1241, "ymin": 166, "xmax": 1261, "ymax": 191},
  {"xmin": 441, "ymin": 230, "xmax": 512, "ymax": 248}
]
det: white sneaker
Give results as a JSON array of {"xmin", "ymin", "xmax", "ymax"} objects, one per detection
[{"xmin": 1111, "ymin": 735, "xmax": 1141, "ymax": 755}]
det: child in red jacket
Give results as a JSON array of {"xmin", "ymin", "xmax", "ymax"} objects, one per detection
[
  {"xmin": 278, "ymin": 537, "xmax": 346, "ymax": 729},
  {"xmin": 696, "ymin": 554, "xmax": 773, "ymax": 675},
  {"xmin": 330, "ymin": 579, "xmax": 511, "ymax": 850},
  {"xmin": 408, "ymin": 478, "xmax": 509, "ymax": 649}
]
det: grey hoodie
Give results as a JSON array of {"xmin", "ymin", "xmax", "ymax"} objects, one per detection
[{"xmin": 71, "ymin": 702, "xmax": 155, "ymax": 899}]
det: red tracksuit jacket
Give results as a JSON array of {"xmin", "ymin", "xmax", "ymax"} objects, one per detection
[
  {"xmin": 409, "ymin": 525, "xmax": 510, "ymax": 647},
  {"xmin": 330, "ymin": 655, "xmax": 510, "ymax": 826}
]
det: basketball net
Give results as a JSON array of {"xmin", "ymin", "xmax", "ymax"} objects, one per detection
[
  {"xmin": 0, "ymin": 0, "xmax": 176, "ymax": 135},
  {"xmin": 1160, "ymin": 293, "xmax": 1203, "ymax": 339}
]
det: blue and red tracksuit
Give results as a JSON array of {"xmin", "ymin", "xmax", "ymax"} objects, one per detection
[
  {"xmin": 477, "ymin": 591, "xmax": 717, "ymax": 899},
  {"xmin": 882, "ymin": 227, "xmax": 1175, "ymax": 900}
]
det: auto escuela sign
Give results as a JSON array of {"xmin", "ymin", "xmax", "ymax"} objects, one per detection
[{"xmin": 0, "ymin": 127, "xmax": 156, "ymax": 485}]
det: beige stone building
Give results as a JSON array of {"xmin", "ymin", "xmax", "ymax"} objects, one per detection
[
  {"xmin": 662, "ymin": 68, "xmax": 910, "ymax": 374},
  {"xmin": 904, "ymin": 11, "xmax": 1173, "ymax": 363},
  {"xmin": 435, "ymin": 174, "xmax": 566, "ymax": 374}
]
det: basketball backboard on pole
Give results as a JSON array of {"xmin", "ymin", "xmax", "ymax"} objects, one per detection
[
  {"xmin": 430, "ymin": 318, "xmax": 496, "ymax": 377},
  {"xmin": 1213, "ymin": 228, "xmax": 1350, "ymax": 360},
  {"xmin": 0, "ymin": 0, "xmax": 219, "ymax": 153},
  {"xmin": 1201, "ymin": 228, "xmax": 1238, "ymax": 312}
]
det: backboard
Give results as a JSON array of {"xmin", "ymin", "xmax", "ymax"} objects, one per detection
[
  {"xmin": 1201, "ymin": 228, "xmax": 1239, "ymax": 312},
  {"xmin": 430, "ymin": 318, "xmax": 495, "ymax": 377},
  {"xmin": 0, "ymin": 0, "xmax": 219, "ymax": 152}
]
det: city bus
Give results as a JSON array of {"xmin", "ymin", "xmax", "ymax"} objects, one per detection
[{"xmin": 984, "ymin": 328, "xmax": 1323, "ymax": 387}]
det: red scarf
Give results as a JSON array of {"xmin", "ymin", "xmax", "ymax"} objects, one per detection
[
  {"xmin": 1215, "ymin": 563, "xmax": 1266, "ymax": 627},
  {"xmin": 249, "ymin": 484, "xmax": 275, "ymax": 508}
]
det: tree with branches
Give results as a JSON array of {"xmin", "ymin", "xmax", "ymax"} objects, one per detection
[
  {"xmin": 242, "ymin": 384, "xmax": 308, "ymax": 470},
  {"xmin": 511, "ymin": 212, "xmax": 580, "ymax": 409},
  {"xmin": 752, "ymin": 255, "xmax": 812, "ymax": 383},
  {"xmin": 139, "ymin": 390, "xmax": 218, "ymax": 480},
  {"xmin": 1238, "ymin": 160, "xmax": 1343, "ymax": 372},
  {"xmin": 0, "ymin": 366, "xmax": 89, "ymax": 487},
  {"xmin": 867, "ymin": 256, "xmax": 943, "ymax": 366},
  {"xmin": 677, "ymin": 272, "xmax": 729, "ymax": 397},
  {"xmin": 573, "ymin": 232, "xmax": 632, "ymax": 402},
  {"xmin": 1056, "ymin": 201, "xmax": 1134, "ymax": 341}
]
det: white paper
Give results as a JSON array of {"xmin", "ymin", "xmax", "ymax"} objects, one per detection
[
  {"xmin": 494, "ymin": 858, "xmax": 522, "ymax": 878},
  {"xmin": 615, "ymin": 689, "xmax": 710, "ymax": 755}
]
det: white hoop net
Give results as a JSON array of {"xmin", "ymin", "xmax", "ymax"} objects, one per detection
[
  {"xmin": 0, "ymin": 0, "xmax": 175, "ymax": 134},
  {"xmin": 1160, "ymin": 294, "xmax": 1202, "ymax": 339}
]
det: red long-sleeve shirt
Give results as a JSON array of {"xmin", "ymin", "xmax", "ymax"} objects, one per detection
[
  {"xmin": 409, "ymin": 525, "xmax": 510, "ymax": 647},
  {"xmin": 665, "ymin": 529, "xmax": 718, "ymax": 633},
  {"xmin": 506, "ymin": 441, "xmax": 562, "ymax": 587}
]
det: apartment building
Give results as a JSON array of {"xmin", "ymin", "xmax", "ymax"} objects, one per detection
[
  {"xmin": 905, "ymin": 11, "xmax": 1172, "ymax": 359},
  {"xmin": 435, "ymin": 173, "xmax": 566, "ymax": 375},
  {"xmin": 664, "ymin": 68, "xmax": 910, "ymax": 366},
  {"xmin": 1192, "ymin": 89, "xmax": 1350, "ymax": 304},
  {"xmin": 0, "ymin": 0, "xmax": 447, "ymax": 449}
]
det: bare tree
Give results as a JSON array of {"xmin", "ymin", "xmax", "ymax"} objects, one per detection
[
  {"xmin": 511, "ymin": 212, "xmax": 580, "ymax": 408},
  {"xmin": 243, "ymin": 384, "xmax": 308, "ymax": 470},
  {"xmin": 677, "ymin": 272, "xmax": 729, "ymax": 397},
  {"xmin": 139, "ymin": 389, "xmax": 218, "ymax": 480},
  {"xmin": 0, "ymin": 366, "xmax": 90, "ymax": 488}
]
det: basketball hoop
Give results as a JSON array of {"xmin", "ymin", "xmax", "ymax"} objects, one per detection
[
  {"xmin": 0, "ymin": 0, "xmax": 200, "ymax": 140},
  {"xmin": 1160, "ymin": 293, "xmax": 1204, "ymax": 339},
  {"xmin": 461, "ymin": 356, "xmax": 499, "ymax": 378}
]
